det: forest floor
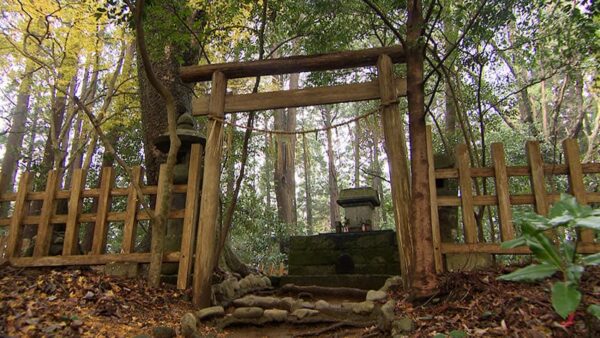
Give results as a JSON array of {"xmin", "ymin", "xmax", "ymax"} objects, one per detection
[{"xmin": 0, "ymin": 264, "xmax": 599, "ymax": 337}]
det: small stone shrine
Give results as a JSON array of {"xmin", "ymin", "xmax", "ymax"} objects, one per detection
[{"xmin": 282, "ymin": 187, "xmax": 400, "ymax": 289}]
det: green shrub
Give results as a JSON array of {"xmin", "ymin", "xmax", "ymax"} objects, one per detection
[{"xmin": 498, "ymin": 194, "xmax": 600, "ymax": 319}]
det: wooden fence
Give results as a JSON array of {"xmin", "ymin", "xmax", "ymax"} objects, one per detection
[
  {"xmin": 427, "ymin": 128, "xmax": 600, "ymax": 272},
  {"xmin": 0, "ymin": 144, "xmax": 203, "ymax": 289}
]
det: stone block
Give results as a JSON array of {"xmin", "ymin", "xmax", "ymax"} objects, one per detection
[
  {"xmin": 445, "ymin": 253, "xmax": 493, "ymax": 271},
  {"xmin": 232, "ymin": 307, "xmax": 264, "ymax": 319},
  {"xmin": 366, "ymin": 290, "xmax": 387, "ymax": 302},
  {"xmin": 196, "ymin": 306, "xmax": 225, "ymax": 320},
  {"xmin": 264, "ymin": 309, "xmax": 287, "ymax": 322},
  {"xmin": 104, "ymin": 262, "xmax": 139, "ymax": 278}
]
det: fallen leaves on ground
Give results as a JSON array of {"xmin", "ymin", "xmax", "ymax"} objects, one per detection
[
  {"xmin": 391, "ymin": 266, "xmax": 600, "ymax": 337},
  {"xmin": 1, "ymin": 265, "xmax": 599, "ymax": 337},
  {"xmin": 0, "ymin": 265, "xmax": 214, "ymax": 337}
]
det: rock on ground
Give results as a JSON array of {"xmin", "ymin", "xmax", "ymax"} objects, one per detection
[
  {"xmin": 180, "ymin": 312, "xmax": 197, "ymax": 337},
  {"xmin": 366, "ymin": 290, "xmax": 387, "ymax": 302},
  {"xmin": 264, "ymin": 309, "xmax": 288, "ymax": 322},
  {"xmin": 196, "ymin": 306, "xmax": 225, "ymax": 320},
  {"xmin": 232, "ymin": 307, "xmax": 264, "ymax": 319}
]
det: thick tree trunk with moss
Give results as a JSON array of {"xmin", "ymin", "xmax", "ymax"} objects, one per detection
[{"xmin": 136, "ymin": 3, "xmax": 200, "ymax": 186}]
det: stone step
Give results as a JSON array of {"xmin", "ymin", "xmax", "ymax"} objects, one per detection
[{"xmin": 276, "ymin": 274, "xmax": 392, "ymax": 290}]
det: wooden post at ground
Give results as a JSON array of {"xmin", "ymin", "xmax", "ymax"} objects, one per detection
[
  {"xmin": 193, "ymin": 71, "xmax": 227, "ymax": 307},
  {"xmin": 6, "ymin": 172, "xmax": 31, "ymax": 258},
  {"xmin": 426, "ymin": 126, "xmax": 443, "ymax": 273},
  {"xmin": 456, "ymin": 144, "xmax": 478, "ymax": 243},
  {"xmin": 177, "ymin": 144, "xmax": 203, "ymax": 289},
  {"xmin": 63, "ymin": 169, "xmax": 86, "ymax": 255},
  {"xmin": 91, "ymin": 167, "xmax": 115, "ymax": 255},
  {"xmin": 122, "ymin": 166, "xmax": 143, "ymax": 254},
  {"xmin": 34, "ymin": 169, "xmax": 62, "ymax": 257},
  {"xmin": 526, "ymin": 141, "xmax": 549, "ymax": 216},
  {"xmin": 563, "ymin": 139, "xmax": 594, "ymax": 243},
  {"xmin": 377, "ymin": 54, "xmax": 413, "ymax": 289},
  {"xmin": 491, "ymin": 143, "xmax": 514, "ymax": 241}
]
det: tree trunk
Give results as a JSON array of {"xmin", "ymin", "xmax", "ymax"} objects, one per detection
[
  {"xmin": 322, "ymin": 109, "xmax": 340, "ymax": 230},
  {"xmin": 407, "ymin": 0, "xmax": 439, "ymax": 297},
  {"xmin": 0, "ymin": 60, "xmax": 34, "ymax": 198},
  {"xmin": 302, "ymin": 134, "xmax": 314, "ymax": 234},
  {"xmin": 567, "ymin": 71, "xmax": 585, "ymax": 139},
  {"xmin": 224, "ymin": 241, "xmax": 251, "ymax": 277},
  {"xmin": 370, "ymin": 125, "xmax": 385, "ymax": 228},
  {"xmin": 264, "ymin": 130, "xmax": 273, "ymax": 209},
  {"xmin": 354, "ymin": 121, "xmax": 361, "ymax": 188},
  {"xmin": 274, "ymin": 73, "xmax": 298, "ymax": 225}
]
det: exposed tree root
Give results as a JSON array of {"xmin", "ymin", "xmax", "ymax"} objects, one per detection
[
  {"xmin": 279, "ymin": 284, "xmax": 367, "ymax": 299},
  {"xmin": 292, "ymin": 320, "xmax": 376, "ymax": 337}
]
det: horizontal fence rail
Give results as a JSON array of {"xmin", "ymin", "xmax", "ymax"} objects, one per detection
[
  {"xmin": 0, "ymin": 144, "xmax": 203, "ymax": 289},
  {"xmin": 427, "ymin": 127, "xmax": 600, "ymax": 272}
]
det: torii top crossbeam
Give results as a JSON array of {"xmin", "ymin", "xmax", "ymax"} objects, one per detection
[{"xmin": 179, "ymin": 45, "xmax": 405, "ymax": 82}]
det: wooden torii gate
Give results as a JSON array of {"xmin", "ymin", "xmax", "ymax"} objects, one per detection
[{"xmin": 179, "ymin": 45, "xmax": 413, "ymax": 307}]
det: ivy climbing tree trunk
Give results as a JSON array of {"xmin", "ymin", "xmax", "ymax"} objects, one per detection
[
  {"xmin": 135, "ymin": 0, "xmax": 183, "ymax": 288},
  {"xmin": 407, "ymin": 0, "xmax": 439, "ymax": 298}
]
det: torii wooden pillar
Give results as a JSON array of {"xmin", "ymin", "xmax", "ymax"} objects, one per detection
[{"xmin": 193, "ymin": 71, "xmax": 227, "ymax": 307}]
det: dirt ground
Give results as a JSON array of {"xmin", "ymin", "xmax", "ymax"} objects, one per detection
[{"xmin": 1, "ymin": 264, "xmax": 599, "ymax": 337}]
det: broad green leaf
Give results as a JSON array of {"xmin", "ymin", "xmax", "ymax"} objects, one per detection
[
  {"xmin": 526, "ymin": 235, "xmax": 563, "ymax": 268},
  {"xmin": 498, "ymin": 264, "xmax": 558, "ymax": 282},
  {"xmin": 549, "ymin": 194, "xmax": 581, "ymax": 218},
  {"xmin": 551, "ymin": 282, "xmax": 581, "ymax": 319},
  {"xmin": 566, "ymin": 265, "xmax": 584, "ymax": 283},
  {"xmin": 581, "ymin": 252, "xmax": 600, "ymax": 266},
  {"xmin": 559, "ymin": 240, "xmax": 575, "ymax": 263},
  {"xmin": 501, "ymin": 237, "xmax": 527, "ymax": 249},
  {"xmin": 587, "ymin": 304, "xmax": 600, "ymax": 319},
  {"xmin": 516, "ymin": 212, "xmax": 549, "ymax": 233},
  {"xmin": 548, "ymin": 214, "xmax": 574, "ymax": 226},
  {"xmin": 575, "ymin": 216, "xmax": 600, "ymax": 230}
]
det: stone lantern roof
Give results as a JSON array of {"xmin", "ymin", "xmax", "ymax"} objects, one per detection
[
  {"xmin": 154, "ymin": 113, "xmax": 206, "ymax": 153},
  {"xmin": 337, "ymin": 187, "xmax": 381, "ymax": 208}
]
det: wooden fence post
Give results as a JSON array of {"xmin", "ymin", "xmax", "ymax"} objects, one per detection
[
  {"xmin": 6, "ymin": 172, "xmax": 31, "ymax": 258},
  {"xmin": 426, "ymin": 126, "xmax": 443, "ymax": 273},
  {"xmin": 526, "ymin": 141, "xmax": 549, "ymax": 216},
  {"xmin": 122, "ymin": 166, "xmax": 144, "ymax": 254},
  {"xmin": 456, "ymin": 144, "xmax": 477, "ymax": 243},
  {"xmin": 193, "ymin": 71, "xmax": 227, "ymax": 307},
  {"xmin": 563, "ymin": 139, "xmax": 594, "ymax": 243},
  {"xmin": 34, "ymin": 170, "xmax": 62, "ymax": 257},
  {"xmin": 177, "ymin": 144, "xmax": 203, "ymax": 289},
  {"xmin": 491, "ymin": 143, "xmax": 514, "ymax": 241},
  {"xmin": 377, "ymin": 54, "xmax": 413, "ymax": 288},
  {"xmin": 63, "ymin": 169, "xmax": 86, "ymax": 255},
  {"xmin": 91, "ymin": 167, "xmax": 115, "ymax": 255}
]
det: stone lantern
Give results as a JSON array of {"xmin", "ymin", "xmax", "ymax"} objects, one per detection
[
  {"xmin": 336, "ymin": 187, "xmax": 381, "ymax": 232},
  {"xmin": 154, "ymin": 113, "xmax": 205, "ymax": 276}
]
